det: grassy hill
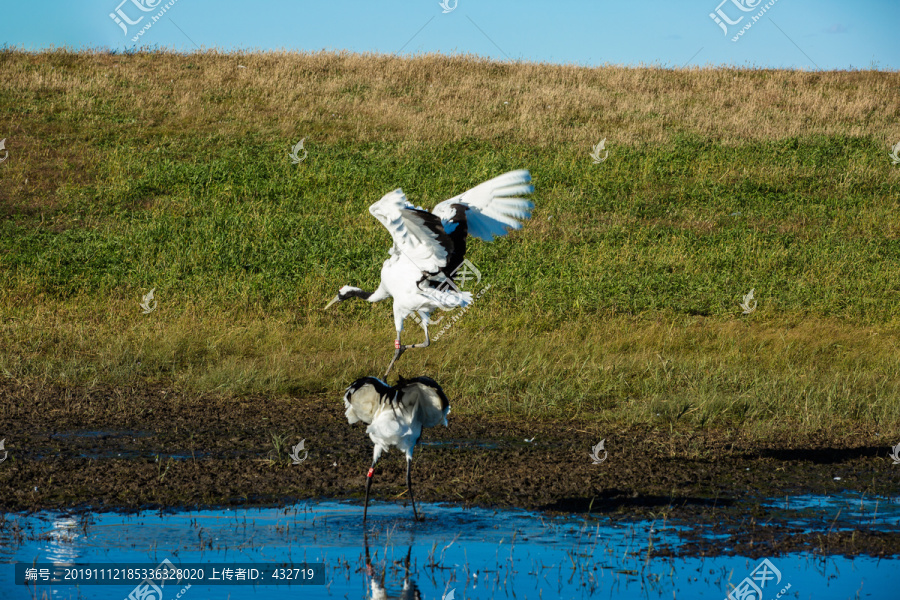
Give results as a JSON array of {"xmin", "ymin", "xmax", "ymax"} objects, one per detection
[{"xmin": 1, "ymin": 49, "xmax": 899, "ymax": 436}]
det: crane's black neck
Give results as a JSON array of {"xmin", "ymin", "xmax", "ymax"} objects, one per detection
[{"xmin": 341, "ymin": 288, "xmax": 373, "ymax": 301}]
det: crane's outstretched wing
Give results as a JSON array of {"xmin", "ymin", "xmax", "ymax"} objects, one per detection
[
  {"xmin": 397, "ymin": 376, "xmax": 450, "ymax": 428},
  {"xmin": 344, "ymin": 377, "xmax": 392, "ymax": 425},
  {"xmin": 369, "ymin": 189, "xmax": 453, "ymax": 274},
  {"xmin": 431, "ymin": 170, "xmax": 534, "ymax": 242}
]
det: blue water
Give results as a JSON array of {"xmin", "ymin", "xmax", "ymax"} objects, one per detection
[{"xmin": 2, "ymin": 494, "xmax": 898, "ymax": 599}]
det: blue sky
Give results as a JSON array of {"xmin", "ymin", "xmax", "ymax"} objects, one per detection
[{"xmin": 0, "ymin": 0, "xmax": 897, "ymax": 70}]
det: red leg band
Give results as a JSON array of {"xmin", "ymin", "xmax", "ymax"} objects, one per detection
[
  {"xmin": 367, "ymin": 467, "xmax": 374, "ymax": 478},
  {"xmin": 394, "ymin": 340, "xmax": 401, "ymax": 349}
]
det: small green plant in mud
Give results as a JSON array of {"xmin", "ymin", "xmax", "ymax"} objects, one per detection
[
  {"xmin": 260, "ymin": 431, "xmax": 302, "ymax": 467},
  {"xmin": 155, "ymin": 454, "xmax": 173, "ymax": 482}
]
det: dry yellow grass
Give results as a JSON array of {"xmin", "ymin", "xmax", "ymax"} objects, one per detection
[{"xmin": 3, "ymin": 50, "xmax": 899, "ymax": 149}]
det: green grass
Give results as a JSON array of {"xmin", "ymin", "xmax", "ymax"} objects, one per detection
[
  {"xmin": 5, "ymin": 137, "xmax": 898, "ymax": 314},
  {"xmin": 1, "ymin": 50, "xmax": 899, "ymax": 436}
]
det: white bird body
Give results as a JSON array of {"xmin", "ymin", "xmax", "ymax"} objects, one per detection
[
  {"xmin": 377, "ymin": 251, "xmax": 473, "ymax": 330},
  {"xmin": 327, "ymin": 170, "xmax": 534, "ymax": 376},
  {"xmin": 344, "ymin": 376, "xmax": 450, "ymax": 521}
]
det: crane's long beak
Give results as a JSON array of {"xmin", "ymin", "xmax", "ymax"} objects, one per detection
[{"xmin": 324, "ymin": 295, "xmax": 341, "ymax": 310}]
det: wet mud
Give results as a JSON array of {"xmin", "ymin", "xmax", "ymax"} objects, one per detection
[{"xmin": 1, "ymin": 380, "xmax": 898, "ymax": 557}]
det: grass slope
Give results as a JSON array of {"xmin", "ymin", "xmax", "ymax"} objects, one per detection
[{"xmin": 1, "ymin": 50, "xmax": 899, "ymax": 435}]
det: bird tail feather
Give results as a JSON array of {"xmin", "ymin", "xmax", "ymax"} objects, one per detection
[{"xmin": 421, "ymin": 288, "xmax": 473, "ymax": 308}]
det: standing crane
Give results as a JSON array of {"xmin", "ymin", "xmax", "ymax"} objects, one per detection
[{"xmin": 343, "ymin": 376, "xmax": 450, "ymax": 522}]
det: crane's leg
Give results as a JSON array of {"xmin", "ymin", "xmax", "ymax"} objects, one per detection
[
  {"xmin": 400, "ymin": 546, "xmax": 414, "ymax": 592},
  {"xmin": 385, "ymin": 334, "xmax": 405, "ymax": 378},
  {"xmin": 385, "ymin": 318, "xmax": 431, "ymax": 378},
  {"xmin": 364, "ymin": 532, "xmax": 375, "ymax": 576},
  {"xmin": 363, "ymin": 459, "xmax": 377, "ymax": 523},
  {"xmin": 406, "ymin": 457, "xmax": 419, "ymax": 521},
  {"xmin": 403, "ymin": 317, "xmax": 431, "ymax": 350}
]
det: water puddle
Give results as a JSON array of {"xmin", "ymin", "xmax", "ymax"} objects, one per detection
[
  {"xmin": 2, "ymin": 493, "xmax": 898, "ymax": 599},
  {"xmin": 763, "ymin": 493, "xmax": 900, "ymax": 527}
]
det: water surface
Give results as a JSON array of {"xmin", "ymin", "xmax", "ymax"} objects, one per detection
[{"xmin": 2, "ymin": 493, "xmax": 898, "ymax": 599}]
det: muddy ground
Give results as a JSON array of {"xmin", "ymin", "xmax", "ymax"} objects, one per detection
[{"xmin": 1, "ymin": 380, "xmax": 899, "ymax": 557}]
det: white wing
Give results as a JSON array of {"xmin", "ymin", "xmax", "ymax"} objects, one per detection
[
  {"xmin": 369, "ymin": 189, "xmax": 452, "ymax": 274},
  {"xmin": 344, "ymin": 377, "xmax": 391, "ymax": 425},
  {"xmin": 399, "ymin": 377, "xmax": 450, "ymax": 428},
  {"xmin": 432, "ymin": 170, "xmax": 534, "ymax": 241}
]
